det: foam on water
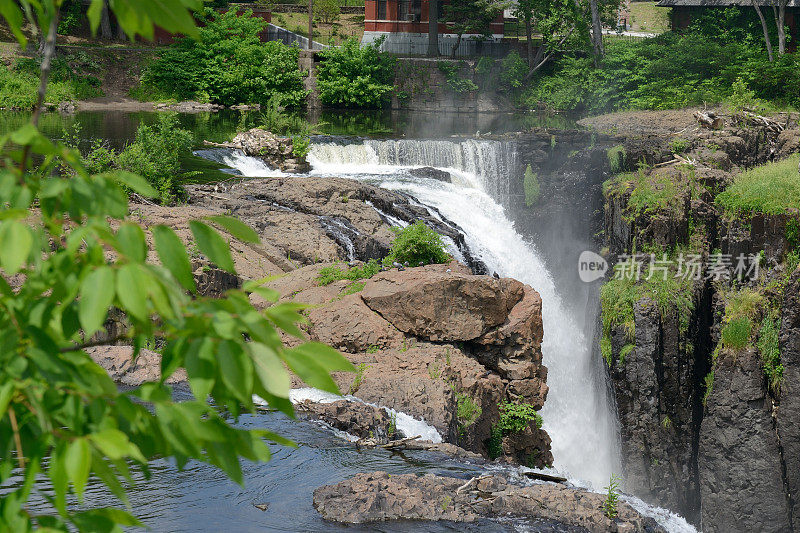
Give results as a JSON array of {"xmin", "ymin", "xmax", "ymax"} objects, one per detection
[{"xmin": 268, "ymin": 388, "xmax": 443, "ymax": 444}]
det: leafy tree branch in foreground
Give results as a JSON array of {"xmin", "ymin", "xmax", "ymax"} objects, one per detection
[{"xmin": 0, "ymin": 1, "xmax": 351, "ymax": 530}]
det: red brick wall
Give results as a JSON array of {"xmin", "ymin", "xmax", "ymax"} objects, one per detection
[{"xmin": 365, "ymin": 0, "xmax": 503, "ymax": 35}]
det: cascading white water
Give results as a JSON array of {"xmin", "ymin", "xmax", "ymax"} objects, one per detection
[
  {"xmin": 317, "ymin": 140, "xmax": 621, "ymax": 488},
  {"xmin": 200, "ymin": 138, "xmax": 697, "ymax": 532}
]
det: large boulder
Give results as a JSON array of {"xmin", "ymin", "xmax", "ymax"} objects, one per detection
[
  {"xmin": 87, "ymin": 346, "xmax": 186, "ymax": 386},
  {"xmin": 229, "ymin": 128, "xmax": 310, "ymax": 173},
  {"xmin": 313, "ymin": 471, "xmax": 665, "ymax": 533}
]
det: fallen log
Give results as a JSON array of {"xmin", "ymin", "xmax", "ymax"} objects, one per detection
[{"xmin": 695, "ymin": 111, "xmax": 723, "ymax": 130}]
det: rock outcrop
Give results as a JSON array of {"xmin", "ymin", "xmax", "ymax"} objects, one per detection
[
  {"xmin": 313, "ymin": 471, "xmax": 665, "ymax": 533},
  {"xmin": 222, "ymin": 128, "xmax": 311, "ymax": 173},
  {"xmin": 271, "ymin": 263, "xmax": 552, "ymax": 465},
  {"xmin": 186, "ymin": 177, "xmax": 485, "ymax": 272}
]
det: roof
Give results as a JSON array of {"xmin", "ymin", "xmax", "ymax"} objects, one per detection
[{"xmin": 657, "ymin": 0, "xmax": 800, "ymax": 7}]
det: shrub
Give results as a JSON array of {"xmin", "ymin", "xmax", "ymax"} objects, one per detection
[
  {"xmin": 488, "ymin": 401, "xmax": 543, "ymax": 459},
  {"xmin": 523, "ymin": 164, "xmax": 540, "ymax": 206},
  {"xmin": 727, "ymin": 77, "xmax": 756, "ymax": 113},
  {"xmin": 669, "ymin": 138, "xmax": 691, "ymax": 155},
  {"xmin": 316, "ymin": 38, "xmax": 396, "ymax": 108},
  {"xmin": 603, "ymin": 474, "xmax": 622, "ymax": 519},
  {"xmin": 523, "ymin": 32, "xmax": 800, "ymax": 114},
  {"xmin": 500, "ymin": 50, "xmax": 527, "ymax": 90},
  {"xmin": 607, "ymin": 145, "xmax": 626, "ymax": 173},
  {"xmin": 138, "ymin": 9, "xmax": 308, "ymax": 107},
  {"xmin": 75, "ymin": 115, "xmax": 194, "ymax": 204},
  {"xmin": 384, "ymin": 222, "xmax": 451, "ymax": 267},
  {"xmin": 716, "ymin": 155, "xmax": 800, "ymax": 217},
  {"xmin": 317, "ymin": 259, "xmax": 380, "ymax": 286}
]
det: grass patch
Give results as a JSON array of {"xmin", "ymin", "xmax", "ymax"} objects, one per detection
[
  {"xmin": 721, "ymin": 316, "xmax": 752, "ymax": 350},
  {"xmin": 599, "ymin": 262, "xmax": 694, "ymax": 366},
  {"xmin": 628, "ymin": 1, "xmax": 671, "ymax": 33},
  {"xmin": 716, "ymin": 155, "xmax": 800, "ymax": 218},
  {"xmin": 758, "ymin": 313, "xmax": 783, "ymax": 394},
  {"xmin": 317, "ymin": 259, "xmax": 380, "ymax": 286}
]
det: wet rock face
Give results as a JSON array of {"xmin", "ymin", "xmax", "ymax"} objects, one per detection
[
  {"xmin": 407, "ymin": 166, "xmax": 451, "ymax": 183},
  {"xmin": 699, "ymin": 350, "xmax": 790, "ymax": 533},
  {"xmin": 312, "ymin": 471, "xmax": 666, "ymax": 533},
  {"xmin": 230, "ymin": 128, "xmax": 311, "ymax": 173},
  {"xmin": 296, "ymin": 400, "xmax": 394, "ymax": 443},
  {"xmin": 778, "ymin": 268, "xmax": 800, "ymax": 529},
  {"xmin": 186, "ymin": 177, "xmax": 486, "ymax": 273}
]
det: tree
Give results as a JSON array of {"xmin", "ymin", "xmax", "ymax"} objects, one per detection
[
  {"xmin": 441, "ymin": 0, "xmax": 504, "ymax": 57},
  {"xmin": 589, "ymin": 0, "xmax": 604, "ymax": 65},
  {"xmin": 315, "ymin": 0, "xmax": 340, "ymax": 25},
  {"xmin": 0, "ymin": 1, "xmax": 351, "ymax": 531},
  {"xmin": 774, "ymin": 0, "xmax": 788, "ymax": 55},
  {"xmin": 752, "ymin": 0, "xmax": 775, "ymax": 62},
  {"xmin": 515, "ymin": 0, "xmax": 586, "ymax": 79}
]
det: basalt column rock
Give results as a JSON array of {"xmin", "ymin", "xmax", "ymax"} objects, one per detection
[
  {"xmin": 778, "ymin": 267, "xmax": 800, "ymax": 529},
  {"xmin": 699, "ymin": 349, "xmax": 790, "ymax": 533}
]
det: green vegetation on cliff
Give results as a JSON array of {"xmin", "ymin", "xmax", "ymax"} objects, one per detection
[
  {"xmin": 133, "ymin": 9, "xmax": 307, "ymax": 107},
  {"xmin": 488, "ymin": 401, "xmax": 543, "ymax": 460},
  {"xmin": 384, "ymin": 222, "xmax": 451, "ymax": 267},
  {"xmin": 715, "ymin": 154, "xmax": 800, "ymax": 217},
  {"xmin": 600, "ymin": 263, "xmax": 695, "ymax": 367}
]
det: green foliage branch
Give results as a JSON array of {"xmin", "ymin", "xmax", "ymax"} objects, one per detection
[{"xmin": 0, "ymin": 2, "xmax": 351, "ymax": 531}]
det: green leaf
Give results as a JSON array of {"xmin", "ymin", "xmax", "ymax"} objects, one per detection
[
  {"xmin": 0, "ymin": 220, "xmax": 32, "ymax": 274},
  {"xmin": 217, "ymin": 341, "xmax": 253, "ymax": 404},
  {"xmin": 65, "ymin": 438, "xmax": 91, "ymax": 502},
  {"xmin": 189, "ymin": 221, "xmax": 236, "ymax": 273},
  {"xmin": 184, "ymin": 338, "xmax": 217, "ymax": 401},
  {"xmin": 206, "ymin": 215, "xmax": 260, "ymax": 244},
  {"xmin": 89, "ymin": 429, "xmax": 147, "ymax": 463},
  {"xmin": 152, "ymin": 225, "xmax": 196, "ymax": 292},
  {"xmin": 116, "ymin": 223, "xmax": 147, "ymax": 263},
  {"xmin": 248, "ymin": 343, "xmax": 291, "ymax": 399},
  {"xmin": 281, "ymin": 348, "xmax": 341, "ymax": 395},
  {"xmin": 116, "ymin": 264, "xmax": 149, "ymax": 321},
  {"xmin": 289, "ymin": 342, "xmax": 354, "ymax": 372},
  {"xmin": 104, "ymin": 170, "xmax": 158, "ymax": 198},
  {"xmin": 0, "ymin": 381, "xmax": 14, "ymax": 417},
  {"xmin": 79, "ymin": 266, "xmax": 116, "ymax": 336},
  {"xmin": 0, "ymin": 0, "xmax": 26, "ymax": 46},
  {"xmin": 86, "ymin": 0, "xmax": 104, "ymax": 36}
]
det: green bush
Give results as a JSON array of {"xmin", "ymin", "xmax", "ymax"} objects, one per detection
[
  {"xmin": 316, "ymin": 38, "xmax": 396, "ymax": 108},
  {"xmin": 607, "ymin": 145, "xmax": 626, "ymax": 173},
  {"xmin": 488, "ymin": 401, "xmax": 543, "ymax": 459},
  {"xmin": 384, "ymin": 222, "xmax": 451, "ymax": 267},
  {"xmin": 77, "ymin": 115, "xmax": 194, "ymax": 204},
  {"xmin": 500, "ymin": 50, "xmax": 527, "ymax": 90},
  {"xmin": 137, "ymin": 9, "xmax": 308, "ymax": 107}
]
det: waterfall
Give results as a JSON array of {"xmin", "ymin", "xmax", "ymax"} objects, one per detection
[
  {"xmin": 201, "ymin": 139, "xmax": 620, "ymax": 488},
  {"xmin": 309, "ymin": 138, "xmax": 518, "ymax": 200}
]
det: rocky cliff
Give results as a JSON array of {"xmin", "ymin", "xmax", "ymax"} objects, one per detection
[{"xmin": 597, "ymin": 110, "xmax": 800, "ymax": 529}]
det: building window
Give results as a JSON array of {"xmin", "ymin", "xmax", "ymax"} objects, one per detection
[
  {"xmin": 377, "ymin": 0, "xmax": 387, "ymax": 19},
  {"xmin": 398, "ymin": 0, "xmax": 420, "ymax": 21}
]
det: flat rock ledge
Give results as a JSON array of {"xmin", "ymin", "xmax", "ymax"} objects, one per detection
[{"xmin": 313, "ymin": 471, "xmax": 665, "ymax": 533}]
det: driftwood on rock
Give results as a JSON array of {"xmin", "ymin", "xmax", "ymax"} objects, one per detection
[{"xmin": 695, "ymin": 111, "xmax": 723, "ymax": 130}]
